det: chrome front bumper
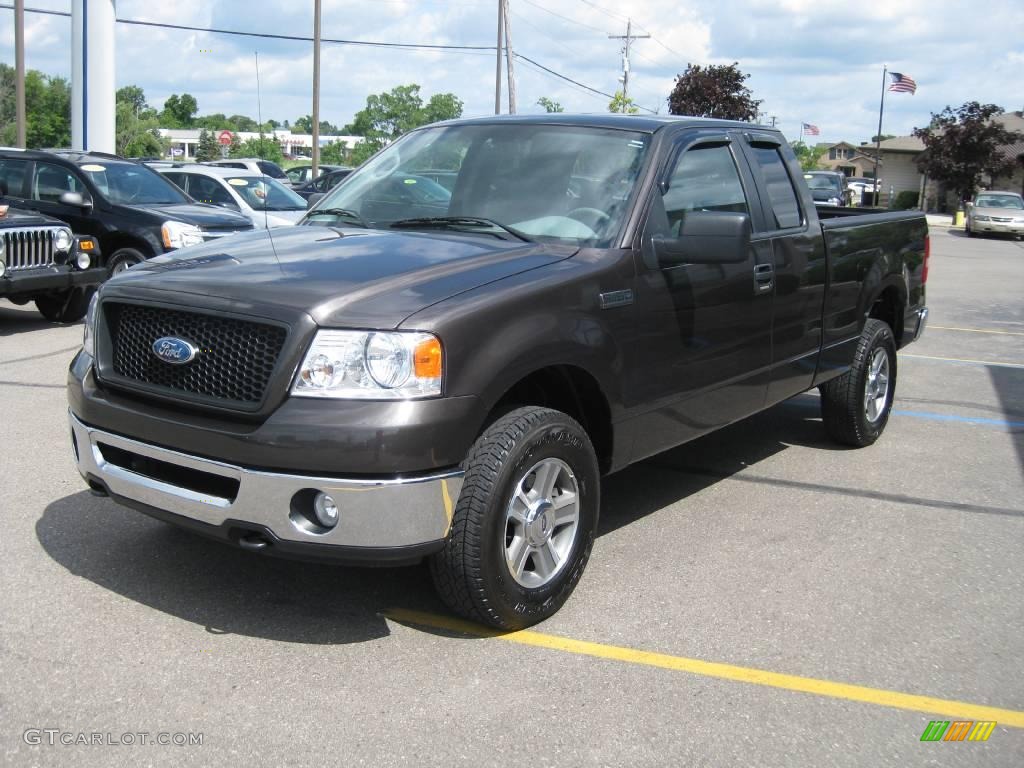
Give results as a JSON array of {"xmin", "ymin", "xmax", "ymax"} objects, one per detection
[{"xmin": 69, "ymin": 411, "xmax": 462, "ymax": 556}]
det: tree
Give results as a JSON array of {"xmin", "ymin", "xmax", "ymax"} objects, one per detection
[
  {"xmin": 162, "ymin": 93, "xmax": 199, "ymax": 127},
  {"xmin": 667, "ymin": 62, "xmax": 761, "ymax": 122},
  {"xmin": 195, "ymin": 128, "xmax": 220, "ymax": 162},
  {"xmin": 913, "ymin": 102, "xmax": 1024, "ymax": 204},
  {"xmin": 0, "ymin": 66, "xmax": 71, "ymax": 147},
  {"xmin": 292, "ymin": 115, "xmax": 342, "ymax": 135},
  {"xmin": 343, "ymin": 85, "xmax": 463, "ymax": 161},
  {"xmin": 115, "ymin": 101, "xmax": 167, "ymax": 156},
  {"xmin": 229, "ymin": 114, "xmax": 259, "ymax": 132},
  {"xmin": 870, "ymin": 134, "xmax": 895, "ymax": 143},
  {"xmin": 231, "ymin": 135, "xmax": 283, "ymax": 163},
  {"xmin": 791, "ymin": 141, "xmax": 826, "ymax": 171},
  {"xmin": 116, "ymin": 85, "xmax": 148, "ymax": 114},
  {"xmin": 537, "ymin": 97, "xmax": 564, "ymax": 113},
  {"xmin": 608, "ymin": 91, "xmax": 639, "ymax": 115}
]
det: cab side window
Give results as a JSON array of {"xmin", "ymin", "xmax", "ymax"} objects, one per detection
[
  {"xmin": 0, "ymin": 158, "xmax": 29, "ymax": 197},
  {"xmin": 748, "ymin": 146, "xmax": 802, "ymax": 230},
  {"xmin": 188, "ymin": 175, "xmax": 234, "ymax": 206},
  {"xmin": 32, "ymin": 162, "xmax": 85, "ymax": 203},
  {"xmin": 663, "ymin": 144, "xmax": 749, "ymax": 236}
]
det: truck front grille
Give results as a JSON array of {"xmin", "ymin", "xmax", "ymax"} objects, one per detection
[
  {"xmin": 2, "ymin": 227, "xmax": 57, "ymax": 271},
  {"xmin": 103, "ymin": 302, "xmax": 288, "ymax": 409}
]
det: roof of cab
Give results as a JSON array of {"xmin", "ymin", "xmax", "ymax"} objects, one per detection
[{"xmin": 427, "ymin": 113, "xmax": 777, "ymax": 134}]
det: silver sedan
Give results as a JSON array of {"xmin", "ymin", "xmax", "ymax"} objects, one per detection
[{"xmin": 966, "ymin": 191, "xmax": 1024, "ymax": 239}]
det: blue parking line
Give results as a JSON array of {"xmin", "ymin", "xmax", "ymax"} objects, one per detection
[
  {"xmin": 890, "ymin": 409, "xmax": 1024, "ymax": 428},
  {"xmin": 783, "ymin": 398, "xmax": 1023, "ymax": 428}
]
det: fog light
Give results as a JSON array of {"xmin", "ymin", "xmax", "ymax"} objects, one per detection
[
  {"xmin": 76, "ymin": 251, "xmax": 92, "ymax": 269},
  {"xmin": 313, "ymin": 492, "xmax": 339, "ymax": 528}
]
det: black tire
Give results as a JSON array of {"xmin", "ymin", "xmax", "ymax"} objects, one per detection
[
  {"xmin": 107, "ymin": 247, "xmax": 148, "ymax": 278},
  {"xmin": 34, "ymin": 287, "xmax": 95, "ymax": 323},
  {"xmin": 819, "ymin": 318, "xmax": 897, "ymax": 447},
  {"xmin": 430, "ymin": 406, "xmax": 600, "ymax": 629}
]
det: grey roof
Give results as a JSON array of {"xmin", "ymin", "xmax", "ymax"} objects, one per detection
[{"xmin": 432, "ymin": 113, "xmax": 774, "ymax": 134}]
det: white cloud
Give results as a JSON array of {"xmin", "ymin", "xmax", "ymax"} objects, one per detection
[{"xmin": 0, "ymin": 0, "xmax": 1021, "ymax": 142}]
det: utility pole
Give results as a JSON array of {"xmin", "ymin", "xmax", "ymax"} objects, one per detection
[
  {"xmin": 494, "ymin": 0, "xmax": 503, "ymax": 114},
  {"xmin": 502, "ymin": 0, "xmax": 517, "ymax": 114},
  {"xmin": 312, "ymin": 0, "xmax": 322, "ymax": 175},
  {"xmin": 608, "ymin": 19, "xmax": 649, "ymax": 113},
  {"xmin": 15, "ymin": 0, "xmax": 26, "ymax": 147}
]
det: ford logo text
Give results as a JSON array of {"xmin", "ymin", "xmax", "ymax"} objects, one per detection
[{"xmin": 152, "ymin": 337, "xmax": 198, "ymax": 365}]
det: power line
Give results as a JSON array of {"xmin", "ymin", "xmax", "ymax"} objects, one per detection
[
  {"xmin": 518, "ymin": 0, "xmax": 610, "ymax": 35},
  {"xmin": 3, "ymin": 3, "xmax": 652, "ymax": 112}
]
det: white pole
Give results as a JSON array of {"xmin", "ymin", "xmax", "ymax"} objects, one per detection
[{"xmin": 71, "ymin": 0, "xmax": 116, "ymax": 152}]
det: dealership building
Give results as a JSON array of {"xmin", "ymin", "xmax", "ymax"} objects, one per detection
[{"xmin": 157, "ymin": 129, "xmax": 364, "ymax": 160}]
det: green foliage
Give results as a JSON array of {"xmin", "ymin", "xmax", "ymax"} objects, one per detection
[
  {"xmin": 791, "ymin": 141, "xmax": 826, "ymax": 171},
  {"xmin": 319, "ymin": 140, "xmax": 351, "ymax": 165},
  {"xmin": 292, "ymin": 115, "xmax": 342, "ymax": 135},
  {"xmin": 891, "ymin": 191, "xmax": 919, "ymax": 210},
  {"xmin": 231, "ymin": 135, "xmax": 283, "ymax": 163},
  {"xmin": 421, "ymin": 93, "xmax": 464, "ymax": 125},
  {"xmin": 913, "ymin": 102, "xmax": 1024, "ymax": 203},
  {"xmin": 115, "ymin": 101, "xmax": 168, "ymax": 157},
  {"xmin": 537, "ymin": 97, "xmax": 564, "ymax": 113},
  {"xmin": 161, "ymin": 93, "xmax": 199, "ymax": 127},
  {"xmin": 116, "ymin": 85, "xmax": 147, "ymax": 114},
  {"xmin": 195, "ymin": 128, "xmax": 221, "ymax": 162},
  {"xmin": 0, "ymin": 65, "xmax": 71, "ymax": 147},
  {"xmin": 608, "ymin": 91, "xmax": 639, "ymax": 115},
  {"xmin": 668, "ymin": 62, "xmax": 760, "ymax": 122}
]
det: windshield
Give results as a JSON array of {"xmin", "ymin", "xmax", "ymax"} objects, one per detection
[
  {"xmin": 80, "ymin": 161, "xmax": 189, "ymax": 205},
  {"xmin": 304, "ymin": 123, "xmax": 652, "ymax": 246},
  {"xmin": 227, "ymin": 176, "xmax": 307, "ymax": 211},
  {"xmin": 804, "ymin": 174, "xmax": 842, "ymax": 192},
  {"xmin": 975, "ymin": 194, "xmax": 1023, "ymax": 209}
]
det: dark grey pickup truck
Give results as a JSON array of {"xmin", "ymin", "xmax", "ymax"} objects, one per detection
[{"xmin": 67, "ymin": 115, "xmax": 928, "ymax": 628}]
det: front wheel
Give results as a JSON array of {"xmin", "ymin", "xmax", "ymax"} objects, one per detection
[
  {"xmin": 107, "ymin": 247, "xmax": 148, "ymax": 278},
  {"xmin": 430, "ymin": 406, "xmax": 600, "ymax": 629},
  {"xmin": 35, "ymin": 287, "xmax": 95, "ymax": 323},
  {"xmin": 819, "ymin": 318, "xmax": 897, "ymax": 447}
]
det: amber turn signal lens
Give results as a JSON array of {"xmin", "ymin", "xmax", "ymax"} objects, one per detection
[
  {"xmin": 79, "ymin": 239, "xmax": 95, "ymax": 250},
  {"xmin": 413, "ymin": 337, "xmax": 442, "ymax": 379}
]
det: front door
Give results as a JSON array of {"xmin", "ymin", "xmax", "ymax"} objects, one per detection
[
  {"xmin": 26, "ymin": 161, "xmax": 97, "ymax": 238},
  {"xmin": 626, "ymin": 132, "xmax": 773, "ymax": 462}
]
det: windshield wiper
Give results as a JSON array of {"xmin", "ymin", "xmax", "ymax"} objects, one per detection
[
  {"xmin": 308, "ymin": 207, "xmax": 369, "ymax": 228},
  {"xmin": 389, "ymin": 216, "xmax": 532, "ymax": 242}
]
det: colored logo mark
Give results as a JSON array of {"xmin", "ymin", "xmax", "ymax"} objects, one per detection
[{"xmin": 920, "ymin": 720, "xmax": 997, "ymax": 742}]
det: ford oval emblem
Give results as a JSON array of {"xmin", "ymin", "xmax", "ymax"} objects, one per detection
[{"xmin": 152, "ymin": 336, "xmax": 198, "ymax": 365}]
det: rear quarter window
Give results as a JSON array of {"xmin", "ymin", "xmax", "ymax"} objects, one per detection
[{"xmin": 749, "ymin": 146, "xmax": 802, "ymax": 230}]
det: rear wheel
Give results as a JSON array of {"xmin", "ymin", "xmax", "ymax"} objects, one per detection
[
  {"xmin": 107, "ymin": 247, "xmax": 148, "ymax": 278},
  {"xmin": 35, "ymin": 287, "xmax": 94, "ymax": 323},
  {"xmin": 819, "ymin": 318, "xmax": 897, "ymax": 447},
  {"xmin": 430, "ymin": 406, "xmax": 600, "ymax": 629}
]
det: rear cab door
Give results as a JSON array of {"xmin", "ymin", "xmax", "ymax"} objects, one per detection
[{"xmin": 738, "ymin": 132, "xmax": 828, "ymax": 406}]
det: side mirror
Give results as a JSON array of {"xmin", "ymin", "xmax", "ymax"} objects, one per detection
[
  {"xmin": 60, "ymin": 191, "xmax": 93, "ymax": 212},
  {"xmin": 306, "ymin": 192, "xmax": 325, "ymax": 210},
  {"xmin": 653, "ymin": 211, "xmax": 751, "ymax": 266}
]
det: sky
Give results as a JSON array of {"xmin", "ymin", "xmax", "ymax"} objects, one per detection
[{"xmin": 2, "ymin": 0, "xmax": 1023, "ymax": 145}]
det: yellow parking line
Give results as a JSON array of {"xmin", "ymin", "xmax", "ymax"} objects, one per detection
[
  {"xmin": 930, "ymin": 325, "xmax": 1024, "ymax": 337},
  {"xmin": 384, "ymin": 608, "xmax": 1024, "ymax": 728},
  {"xmin": 900, "ymin": 353, "xmax": 1024, "ymax": 369}
]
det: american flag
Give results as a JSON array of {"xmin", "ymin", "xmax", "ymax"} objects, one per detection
[
  {"xmin": 802, "ymin": 123, "xmax": 820, "ymax": 136},
  {"xmin": 888, "ymin": 72, "xmax": 917, "ymax": 94}
]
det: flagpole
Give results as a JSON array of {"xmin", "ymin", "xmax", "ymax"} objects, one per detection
[
  {"xmin": 799, "ymin": 122, "xmax": 804, "ymax": 144},
  {"xmin": 872, "ymin": 65, "xmax": 887, "ymax": 201}
]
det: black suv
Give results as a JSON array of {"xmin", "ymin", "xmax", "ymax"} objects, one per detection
[{"xmin": 0, "ymin": 149, "xmax": 254, "ymax": 276}]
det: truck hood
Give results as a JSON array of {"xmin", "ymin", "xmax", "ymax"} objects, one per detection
[
  {"xmin": 106, "ymin": 225, "xmax": 576, "ymax": 329},
  {"xmin": 130, "ymin": 202, "xmax": 253, "ymax": 230}
]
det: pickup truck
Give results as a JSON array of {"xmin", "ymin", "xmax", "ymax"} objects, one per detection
[{"xmin": 67, "ymin": 115, "xmax": 929, "ymax": 629}]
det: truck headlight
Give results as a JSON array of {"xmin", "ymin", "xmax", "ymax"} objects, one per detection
[
  {"xmin": 292, "ymin": 330, "xmax": 442, "ymax": 399},
  {"xmin": 83, "ymin": 292, "xmax": 100, "ymax": 357},
  {"xmin": 161, "ymin": 220, "xmax": 205, "ymax": 249},
  {"xmin": 54, "ymin": 227, "xmax": 73, "ymax": 253}
]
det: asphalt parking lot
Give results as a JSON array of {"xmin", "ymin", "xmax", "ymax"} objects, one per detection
[{"xmin": 1, "ymin": 225, "xmax": 1021, "ymax": 766}]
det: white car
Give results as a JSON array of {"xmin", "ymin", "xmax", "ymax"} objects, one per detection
[
  {"xmin": 203, "ymin": 157, "xmax": 289, "ymax": 182},
  {"xmin": 158, "ymin": 165, "xmax": 307, "ymax": 229}
]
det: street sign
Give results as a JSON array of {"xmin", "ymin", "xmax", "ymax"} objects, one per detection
[{"xmin": 218, "ymin": 130, "xmax": 233, "ymax": 146}]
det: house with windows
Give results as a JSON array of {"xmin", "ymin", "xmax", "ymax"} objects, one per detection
[{"xmin": 817, "ymin": 141, "xmax": 880, "ymax": 178}]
